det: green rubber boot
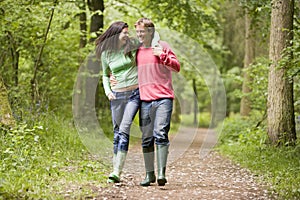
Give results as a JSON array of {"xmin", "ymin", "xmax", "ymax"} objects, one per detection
[
  {"xmin": 108, "ymin": 151, "xmax": 127, "ymax": 183},
  {"xmin": 156, "ymin": 145, "xmax": 169, "ymax": 186},
  {"xmin": 140, "ymin": 146, "xmax": 156, "ymax": 186}
]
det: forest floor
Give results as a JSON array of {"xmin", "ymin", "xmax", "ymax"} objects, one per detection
[{"xmin": 66, "ymin": 127, "xmax": 278, "ymax": 200}]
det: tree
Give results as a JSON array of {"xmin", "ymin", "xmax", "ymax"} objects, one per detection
[
  {"xmin": 220, "ymin": 1, "xmax": 245, "ymax": 115},
  {"xmin": 73, "ymin": 0, "xmax": 105, "ymax": 120},
  {"xmin": 31, "ymin": 1, "xmax": 57, "ymax": 110},
  {"xmin": 0, "ymin": 77, "xmax": 15, "ymax": 126},
  {"xmin": 267, "ymin": 0, "xmax": 296, "ymax": 145},
  {"xmin": 79, "ymin": 0, "xmax": 87, "ymax": 48},
  {"xmin": 240, "ymin": 3, "xmax": 255, "ymax": 116},
  {"xmin": 87, "ymin": 0, "xmax": 104, "ymax": 42}
]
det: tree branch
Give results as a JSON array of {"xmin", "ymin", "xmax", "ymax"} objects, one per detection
[
  {"xmin": 291, "ymin": 68, "xmax": 300, "ymax": 78},
  {"xmin": 31, "ymin": 0, "xmax": 58, "ymax": 108}
]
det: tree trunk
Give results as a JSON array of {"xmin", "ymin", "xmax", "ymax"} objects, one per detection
[
  {"xmin": 240, "ymin": 7, "xmax": 255, "ymax": 116},
  {"xmin": 192, "ymin": 79, "xmax": 198, "ymax": 126},
  {"xmin": 267, "ymin": 0, "xmax": 296, "ymax": 145},
  {"xmin": 221, "ymin": 0, "xmax": 244, "ymax": 115},
  {"xmin": 88, "ymin": 0, "xmax": 104, "ymax": 112},
  {"xmin": 87, "ymin": 0, "xmax": 104, "ymax": 42},
  {"xmin": 79, "ymin": 0, "xmax": 87, "ymax": 48},
  {"xmin": 73, "ymin": 0, "xmax": 104, "ymax": 118},
  {"xmin": 6, "ymin": 31, "xmax": 19, "ymax": 100},
  {"xmin": 0, "ymin": 77, "xmax": 15, "ymax": 126}
]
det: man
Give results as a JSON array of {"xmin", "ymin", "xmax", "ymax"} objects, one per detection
[{"xmin": 135, "ymin": 18, "xmax": 180, "ymax": 186}]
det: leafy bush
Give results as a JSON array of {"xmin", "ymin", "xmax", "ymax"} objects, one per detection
[
  {"xmin": 217, "ymin": 114, "xmax": 266, "ymax": 146},
  {"xmin": 0, "ymin": 114, "xmax": 108, "ymax": 199}
]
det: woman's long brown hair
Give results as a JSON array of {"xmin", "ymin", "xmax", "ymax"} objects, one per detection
[{"xmin": 95, "ymin": 21, "xmax": 137, "ymax": 60}]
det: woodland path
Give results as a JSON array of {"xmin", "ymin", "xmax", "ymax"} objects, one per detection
[{"xmin": 83, "ymin": 127, "xmax": 277, "ymax": 199}]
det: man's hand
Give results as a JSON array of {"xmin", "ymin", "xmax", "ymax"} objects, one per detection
[
  {"xmin": 110, "ymin": 74, "xmax": 117, "ymax": 87},
  {"xmin": 152, "ymin": 45, "xmax": 163, "ymax": 57}
]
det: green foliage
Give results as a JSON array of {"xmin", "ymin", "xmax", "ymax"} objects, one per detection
[
  {"xmin": 0, "ymin": 114, "xmax": 109, "ymax": 199},
  {"xmin": 292, "ymin": 19, "xmax": 300, "ymax": 113},
  {"xmin": 0, "ymin": 0, "xmax": 89, "ymax": 117},
  {"xmin": 180, "ymin": 112, "xmax": 211, "ymax": 128},
  {"xmin": 146, "ymin": 0, "xmax": 220, "ymax": 44},
  {"xmin": 217, "ymin": 114, "xmax": 300, "ymax": 199},
  {"xmin": 217, "ymin": 113, "xmax": 267, "ymax": 146},
  {"xmin": 223, "ymin": 66, "xmax": 243, "ymax": 113},
  {"xmin": 240, "ymin": 57, "xmax": 270, "ymax": 112}
]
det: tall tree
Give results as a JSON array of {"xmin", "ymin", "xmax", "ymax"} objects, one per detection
[
  {"xmin": 87, "ymin": 0, "xmax": 104, "ymax": 42},
  {"xmin": 267, "ymin": 0, "xmax": 296, "ymax": 145},
  {"xmin": 240, "ymin": 3, "xmax": 255, "ymax": 116},
  {"xmin": 220, "ymin": 1, "xmax": 245, "ymax": 114},
  {"xmin": 79, "ymin": 0, "xmax": 87, "ymax": 48},
  {"xmin": 0, "ymin": 77, "xmax": 15, "ymax": 126},
  {"xmin": 74, "ymin": 0, "xmax": 104, "ymax": 119}
]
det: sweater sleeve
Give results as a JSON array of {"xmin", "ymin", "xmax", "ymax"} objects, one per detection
[
  {"xmin": 101, "ymin": 52, "xmax": 112, "ymax": 96},
  {"xmin": 159, "ymin": 42, "xmax": 180, "ymax": 72}
]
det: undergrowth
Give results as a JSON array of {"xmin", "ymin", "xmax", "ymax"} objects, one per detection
[
  {"xmin": 217, "ymin": 114, "xmax": 300, "ymax": 200},
  {"xmin": 0, "ymin": 114, "xmax": 109, "ymax": 199}
]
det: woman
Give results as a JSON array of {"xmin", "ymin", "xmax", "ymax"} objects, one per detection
[{"xmin": 95, "ymin": 21, "xmax": 140, "ymax": 183}]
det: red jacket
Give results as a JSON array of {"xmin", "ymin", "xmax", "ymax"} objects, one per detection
[{"xmin": 137, "ymin": 41, "xmax": 180, "ymax": 101}]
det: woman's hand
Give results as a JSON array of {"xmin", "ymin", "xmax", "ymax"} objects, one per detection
[{"xmin": 107, "ymin": 92, "xmax": 116, "ymax": 100}]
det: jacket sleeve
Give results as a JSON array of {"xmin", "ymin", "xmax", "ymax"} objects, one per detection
[
  {"xmin": 159, "ymin": 42, "xmax": 180, "ymax": 72},
  {"xmin": 101, "ymin": 52, "xmax": 112, "ymax": 96}
]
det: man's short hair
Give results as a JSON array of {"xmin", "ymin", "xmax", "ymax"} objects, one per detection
[{"xmin": 135, "ymin": 18, "xmax": 155, "ymax": 36}]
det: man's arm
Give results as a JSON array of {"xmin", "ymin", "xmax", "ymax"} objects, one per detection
[{"xmin": 157, "ymin": 41, "xmax": 180, "ymax": 72}]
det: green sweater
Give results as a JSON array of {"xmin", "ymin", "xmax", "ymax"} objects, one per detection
[{"xmin": 101, "ymin": 49, "xmax": 138, "ymax": 96}]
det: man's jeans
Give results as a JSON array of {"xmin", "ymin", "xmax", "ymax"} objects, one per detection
[
  {"xmin": 139, "ymin": 98, "xmax": 173, "ymax": 147},
  {"xmin": 110, "ymin": 88, "xmax": 140, "ymax": 153}
]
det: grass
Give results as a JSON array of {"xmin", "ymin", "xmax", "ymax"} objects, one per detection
[
  {"xmin": 0, "ymin": 114, "xmax": 110, "ymax": 199},
  {"xmin": 216, "ymin": 115, "xmax": 300, "ymax": 200}
]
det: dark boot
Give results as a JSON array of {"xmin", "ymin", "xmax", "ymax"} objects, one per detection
[
  {"xmin": 140, "ymin": 146, "xmax": 156, "ymax": 186},
  {"xmin": 156, "ymin": 145, "xmax": 169, "ymax": 186}
]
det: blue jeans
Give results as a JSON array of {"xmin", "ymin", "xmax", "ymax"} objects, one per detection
[
  {"xmin": 139, "ymin": 98, "xmax": 173, "ymax": 148},
  {"xmin": 110, "ymin": 88, "xmax": 140, "ymax": 154}
]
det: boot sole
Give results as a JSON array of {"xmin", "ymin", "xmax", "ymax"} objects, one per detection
[
  {"xmin": 108, "ymin": 174, "xmax": 120, "ymax": 183},
  {"xmin": 157, "ymin": 178, "xmax": 167, "ymax": 186},
  {"xmin": 140, "ymin": 179, "xmax": 156, "ymax": 187}
]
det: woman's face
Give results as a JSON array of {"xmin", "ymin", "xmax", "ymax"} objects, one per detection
[{"xmin": 119, "ymin": 27, "xmax": 129, "ymax": 46}]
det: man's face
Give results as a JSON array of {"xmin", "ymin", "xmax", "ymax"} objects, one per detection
[{"xmin": 135, "ymin": 24, "xmax": 152, "ymax": 46}]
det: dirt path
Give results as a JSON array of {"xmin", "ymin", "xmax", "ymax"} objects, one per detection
[{"xmin": 93, "ymin": 127, "xmax": 277, "ymax": 199}]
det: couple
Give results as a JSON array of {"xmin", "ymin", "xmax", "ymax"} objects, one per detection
[{"xmin": 95, "ymin": 18, "xmax": 180, "ymax": 186}]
